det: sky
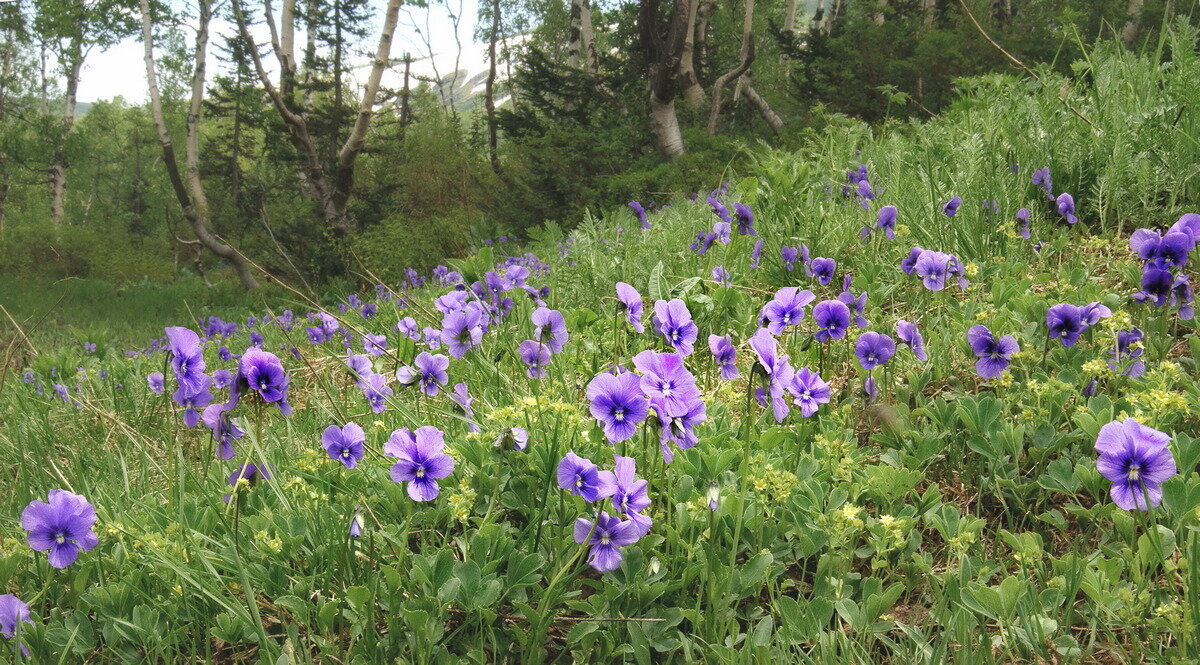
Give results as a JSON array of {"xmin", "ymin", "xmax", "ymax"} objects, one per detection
[{"xmin": 76, "ymin": 0, "xmax": 484, "ymax": 104}]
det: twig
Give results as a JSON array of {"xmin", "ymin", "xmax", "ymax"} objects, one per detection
[{"xmin": 955, "ymin": 0, "xmax": 1099, "ymax": 132}]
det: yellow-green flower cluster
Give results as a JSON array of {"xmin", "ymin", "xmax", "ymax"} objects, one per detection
[
  {"xmin": 747, "ymin": 454, "xmax": 798, "ymax": 502},
  {"xmin": 447, "ymin": 477, "xmax": 477, "ymax": 523}
]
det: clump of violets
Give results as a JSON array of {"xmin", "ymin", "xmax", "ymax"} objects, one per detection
[
  {"xmin": 362, "ymin": 373, "xmax": 394, "ymax": 413},
  {"xmin": 557, "ymin": 451, "xmax": 617, "ymax": 502},
  {"xmin": 967, "ymin": 325, "xmax": 1019, "ymax": 378},
  {"xmin": 712, "ymin": 265, "xmax": 731, "ymax": 286},
  {"xmin": 386, "ymin": 426, "xmax": 455, "ymax": 501},
  {"xmin": 202, "ymin": 402, "xmax": 244, "ymax": 459},
  {"xmin": 21, "ymin": 489, "xmax": 99, "ymax": 568},
  {"xmin": 440, "ymin": 305, "xmax": 486, "ymax": 358},
  {"xmin": 895, "ymin": 320, "xmax": 928, "ymax": 362},
  {"xmin": 708, "ymin": 334, "xmax": 739, "ymax": 379},
  {"xmin": 1046, "ymin": 302, "xmax": 1111, "ymax": 347},
  {"xmin": 1095, "ymin": 419, "xmax": 1177, "ymax": 510},
  {"xmin": 519, "ymin": 340, "xmax": 552, "ymax": 379},
  {"xmin": 634, "ymin": 350, "xmax": 706, "ymax": 459},
  {"xmin": 651, "ymin": 299, "xmax": 698, "ymax": 356},
  {"xmin": 586, "ymin": 371, "xmax": 649, "ymax": 443},
  {"xmin": 616, "ymin": 282, "xmax": 645, "ymax": 333},
  {"xmin": 854, "ymin": 332, "xmax": 895, "ymax": 370},
  {"xmin": 323, "ymin": 422, "xmax": 366, "ymax": 469},
  {"xmin": 0, "ymin": 593, "xmax": 33, "ymax": 657},
  {"xmin": 396, "ymin": 352, "xmax": 450, "ymax": 396}
]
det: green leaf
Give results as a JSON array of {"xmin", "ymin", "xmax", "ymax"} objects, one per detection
[{"xmin": 647, "ymin": 262, "xmax": 666, "ymax": 302}]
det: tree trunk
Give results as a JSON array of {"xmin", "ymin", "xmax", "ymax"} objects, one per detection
[
  {"xmin": 641, "ymin": 0, "xmax": 690, "ymax": 160},
  {"xmin": 810, "ymin": 0, "xmax": 825, "ymax": 33},
  {"xmin": 742, "ymin": 80, "xmax": 784, "ymax": 133},
  {"xmin": 485, "ymin": 0, "xmax": 501, "ymax": 173},
  {"xmin": 140, "ymin": 0, "xmax": 258, "ymax": 290},
  {"xmin": 233, "ymin": 0, "xmax": 403, "ymax": 234},
  {"xmin": 678, "ymin": 0, "xmax": 704, "ymax": 106},
  {"xmin": 707, "ymin": 0, "xmax": 755, "ymax": 135},
  {"xmin": 49, "ymin": 47, "xmax": 82, "ymax": 228},
  {"xmin": 783, "ymin": 0, "xmax": 798, "ymax": 34}
]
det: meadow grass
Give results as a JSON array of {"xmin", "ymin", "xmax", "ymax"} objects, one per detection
[{"xmin": 3, "ymin": 29, "xmax": 1200, "ymax": 664}]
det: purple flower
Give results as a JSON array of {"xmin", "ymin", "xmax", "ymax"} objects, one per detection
[
  {"xmin": 349, "ymin": 511, "xmax": 364, "ymax": 538},
  {"xmin": 863, "ymin": 376, "xmax": 878, "ymax": 403},
  {"xmin": 789, "ymin": 367, "xmax": 830, "ymax": 417},
  {"xmin": 1130, "ymin": 229, "xmax": 1194, "ymax": 269},
  {"xmin": 346, "ymin": 353, "xmax": 373, "ymax": 388},
  {"xmin": 361, "ymin": 303, "xmax": 377, "ymax": 318},
  {"xmin": 837, "ymin": 275, "xmax": 869, "ymax": 328},
  {"xmin": 397, "ymin": 352, "xmax": 450, "ymax": 396},
  {"xmin": 362, "ymin": 373, "xmax": 393, "ymax": 413},
  {"xmin": 781, "ymin": 246, "xmax": 799, "ymax": 271},
  {"xmin": 1095, "ymin": 419, "xmax": 1177, "ymax": 510},
  {"xmin": 0, "ymin": 593, "xmax": 32, "ymax": 656},
  {"xmin": 557, "ymin": 451, "xmax": 617, "ymax": 502},
  {"xmin": 712, "ymin": 265, "xmax": 731, "ymax": 286},
  {"xmin": 707, "ymin": 196, "xmax": 731, "ymax": 224},
  {"xmin": 633, "ymin": 350, "xmax": 701, "ymax": 417},
  {"xmin": 1047, "ymin": 303, "xmax": 1109, "ymax": 347},
  {"xmin": 441, "ymin": 306, "xmax": 485, "ymax": 358},
  {"xmin": 1135, "ymin": 267, "xmax": 1173, "ymax": 305},
  {"xmin": 942, "ymin": 197, "xmax": 962, "ymax": 218},
  {"xmin": 174, "ymin": 376, "xmax": 212, "ymax": 428},
  {"xmin": 629, "ymin": 201, "xmax": 650, "ymax": 230},
  {"xmin": 165, "ymin": 326, "xmax": 208, "ymax": 398},
  {"xmin": 397, "ymin": 317, "xmax": 420, "ymax": 341},
  {"xmin": 323, "ymin": 422, "xmax": 366, "ymax": 469},
  {"xmin": 212, "ymin": 369, "xmax": 234, "ymax": 389},
  {"xmin": 83, "ymin": 341, "xmax": 96, "ymax": 354},
  {"xmin": 652, "ymin": 299, "xmax": 698, "ymax": 356},
  {"xmin": 1032, "ymin": 167, "xmax": 1053, "ymax": 199},
  {"xmin": 363, "ymin": 334, "xmax": 388, "ymax": 357},
  {"xmin": 1056, "ymin": 192, "xmax": 1078, "ymax": 224},
  {"xmin": 616, "ymin": 282, "xmax": 645, "ymax": 333},
  {"xmin": 235, "ymin": 347, "xmax": 291, "ymax": 414},
  {"xmin": 574, "ymin": 511, "xmax": 641, "ymax": 572},
  {"xmin": 610, "ymin": 455, "xmax": 652, "ymax": 537},
  {"xmin": 749, "ymin": 328, "xmax": 794, "ymax": 422},
  {"xmin": 733, "ymin": 202, "xmax": 756, "ymax": 236},
  {"xmin": 750, "ymin": 239, "xmax": 764, "ymax": 269},
  {"xmin": 519, "ymin": 340, "xmax": 552, "ymax": 379},
  {"xmin": 914, "ymin": 250, "xmax": 953, "ymax": 291},
  {"xmin": 813, "ymin": 300, "xmax": 851, "ymax": 343},
  {"xmin": 494, "ymin": 426, "xmax": 529, "ymax": 452},
  {"xmin": 876, "ymin": 205, "xmax": 898, "ymax": 238},
  {"xmin": 586, "ymin": 371, "xmax": 649, "ymax": 443},
  {"xmin": 386, "ymin": 426, "xmax": 455, "ymax": 501},
  {"xmin": 900, "ymin": 246, "xmax": 923, "ymax": 275},
  {"xmin": 854, "ymin": 332, "xmax": 895, "ymax": 370},
  {"xmin": 1016, "ymin": 208, "xmax": 1031, "ymax": 239},
  {"xmin": 532, "ymin": 307, "xmax": 569, "ymax": 353},
  {"xmin": 147, "ymin": 372, "xmax": 164, "ymax": 394},
  {"xmin": 967, "ymin": 325, "xmax": 1019, "ymax": 378},
  {"xmin": 227, "ymin": 463, "xmax": 270, "ymax": 493},
  {"xmin": 708, "ymin": 334, "xmax": 739, "ymax": 379},
  {"xmin": 895, "ymin": 320, "xmax": 928, "ymax": 362},
  {"xmin": 1169, "ymin": 213, "xmax": 1200, "ymax": 242},
  {"xmin": 759, "ymin": 287, "xmax": 815, "ymax": 334},
  {"xmin": 202, "ymin": 402, "xmax": 244, "ymax": 459},
  {"xmin": 656, "ymin": 395, "xmax": 706, "ymax": 462},
  {"xmin": 809, "ymin": 257, "xmax": 837, "ymax": 285},
  {"xmin": 21, "ymin": 489, "xmax": 99, "ymax": 568},
  {"xmin": 450, "ymin": 382, "xmax": 481, "ymax": 432},
  {"xmin": 1110, "ymin": 329, "xmax": 1146, "ymax": 377}
]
